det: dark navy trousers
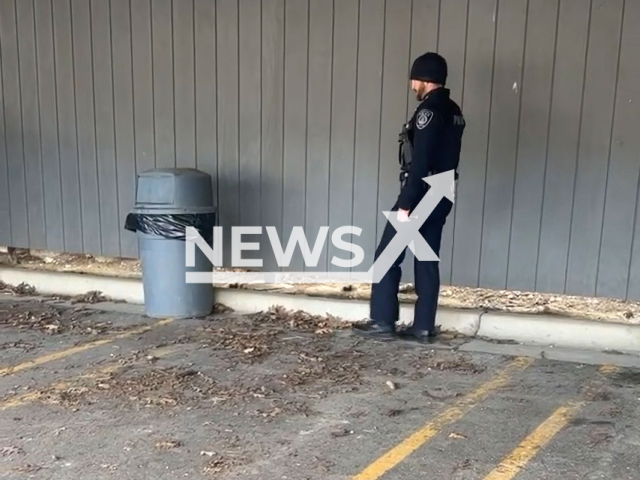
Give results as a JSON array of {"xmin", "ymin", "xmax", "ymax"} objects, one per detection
[{"xmin": 369, "ymin": 199, "xmax": 452, "ymax": 332}]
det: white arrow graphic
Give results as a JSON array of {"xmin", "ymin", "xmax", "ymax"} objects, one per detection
[{"xmin": 367, "ymin": 170, "xmax": 456, "ymax": 284}]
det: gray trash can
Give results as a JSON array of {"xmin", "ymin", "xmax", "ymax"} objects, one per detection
[{"xmin": 124, "ymin": 168, "xmax": 216, "ymax": 318}]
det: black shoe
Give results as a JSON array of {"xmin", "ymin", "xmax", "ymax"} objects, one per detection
[
  {"xmin": 397, "ymin": 327, "xmax": 439, "ymax": 344},
  {"xmin": 353, "ymin": 321, "xmax": 396, "ymax": 341}
]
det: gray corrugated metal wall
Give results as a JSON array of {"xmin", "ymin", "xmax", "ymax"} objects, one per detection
[{"xmin": 1, "ymin": 0, "xmax": 639, "ymax": 300}]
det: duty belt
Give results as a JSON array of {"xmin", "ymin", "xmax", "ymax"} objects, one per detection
[{"xmin": 400, "ymin": 167, "xmax": 460, "ymax": 186}]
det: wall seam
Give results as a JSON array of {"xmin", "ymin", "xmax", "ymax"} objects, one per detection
[
  {"xmin": 236, "ymin": 0, "xmax": 240, "ymax": 229},
  {"xmin": 89, "ymin": 0, "xmax": 103, "ymax": 253},
  {"xmin": 534, "ymin": 0, "xmax": 561, "ymax": 291},
  {"xmin": 436, "ymin": 0, "xmax": 441, "ymax": 52},
  {"xmin": 476, "ymin": 0, "xmax": 497, "ymax": 287},
  {"xmin": 34, "ymin": 0, "xmax": 48, "ymax": 249},
  {"xmin": 259, "ymin": 0, "xmax": 263, "ymax": 239},
  {"xmin": 595, "ymin": 0, "xmax": 626, "ymax": 297},
  {"xmin": 563, "ymin": 0, "xmax": 593, "ymax": 295},
  {"xmin": 324, "ymin": 0, "xmax": 335, "ymax": 272},
  {"xmin": 505, "ymin": 0, "xmax": 530, "ymax": 290},
  {"xmin": 348, "ymin": 0, "xmax": 360, "ymax": 275},
  {"xmin": 149, "ymin": 0, "xmax": 157, "ymax": 168},
  {"xmin": 373, "ymin": 0, "xmax": 387, "ymax": 249},
  {"xmin": 302, "ymin": 0, "xmax": 310, "ymax": 271},
  {"xmin": 52, "ymin": 0, "xmax": 66, "ymax": 251},
  {"xmin": 0, "ymin": 8, "xmax": 13, "ymax": 245},
  {"xmin": 192, "ymin": 0, "xmax": 197, "ymax": 170},
  {"xmin": 70, "ymin": 0, "xmax": 85, "ymax": 251},
  {"xmin": 109, "ymin": 0, "xmax": 122, "ymax": 256},
  {"xmin": 129, "ymin": 0, "xmax": 137, "ymax": 176},
  {"xmin": 15, "ymin": 0, "xmax": 31, "ymax": 246},
  {"xmin": 280, "ymin": 0, "xmax": 286, "ymax": 272},
  {"xmin": 214, "ymin": 0, "xmax": 220, "ymax": 230}
]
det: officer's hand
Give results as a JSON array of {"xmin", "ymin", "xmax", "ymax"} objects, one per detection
[{"xmin": 397, "ymin": 209, "xmax": 410, "ymax": 223}]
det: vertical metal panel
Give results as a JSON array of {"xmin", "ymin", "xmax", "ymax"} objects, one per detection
[
  {"xmin": 437, "ymin": 0, "xmax": 468, "ymax": 286},
  {"xmin": 479, "ymin": 0, "xmax": 527, "ymax": 289},
  {"xmin": 194, "ymin": 0, "xmax": 217, "ymax": 195},
  {"xmin": 566, "ymin": 0, "xmax": 624, "ymax": 296},
  {"xmin": 327, "ymin": 0, "xmax": 358, "ymax": 272},
  {"xmin": 282, "ymin": 0, "xmax": 308, "ymax": 271},
  {"xmin": 600, "ymin": 0, "xmax": 640, "ymax": 299},
  {"xmin": 173, "ymin": 0, "xmax": 196, "ymax": 168},
  {"xmin": 305, "ymin": 0, "xmax": 332, "ymax": 272},
  {"xmin": 52, "ymin": 0, "xmax": 82, "ymax": 253},
  {"xmin": 34, "ymin": 0, "xmax": 64, "ymax": 251},
  {"xmin": 436, "ymin": 0, "xmax": 470, "ymax": 283},
  {"xmin": 377, "ymin": 0, "xmax": 412, "ymax": 249},
  {"xmin": 507, "ymin": 0, "xmax": 559, "ymax": 291},
  {"xmin": 217, "ymin": 0, "xmax": 239, "ymax": 265},
  {"xmin": 410, "ymin": 0, "xmax": 441, "ymax": 283},
  {"xmin": 16, "ymin": 0, "xmax": 46, "ymax": 250},
  {"xmin": 111, "ymin": 0, "xmax": 137, "ymax": 257},
  {"xmin": 0, "ymin": 0, "xmax": 29, "ymax": 247},
  {"xmin": 435, "ymin": 0, "xmax": 467, "ymax": 106},
  {"xmin": 378, "ymin": 0, "xmax": 412, "ymax": 282},
  {"xmin": 536, "ymin": 0, "xmax": 590, "ymax": 294},
  {"xmin": 131, "ymin": 0, "xmax": 156, "ymax": 175},
  {"xmin": 91, "ymin": 0, "xmax": 120, "ymax": 257},
  {"xmin": 71, "ymin": 0, "xmax": 101, "ymax": 253},
  {"xmin": 351, "ymin": 0, "xmax": 385, "ymax": 271},
  {"xmin": 0, "ymin": 18, "xmax": 10, "ymax": 245},
  {"xmin": 261, "ymin": 0, "xmax": 284, "ymax": 271},
  {"xmin": 451, "ymin": 0, "xmax": 496, "ymax": 287},
  {"xmin": 238, "ymin": 0, "xmax": 260, "ymax": 233},
  {"xmin": 151, "ymin": 0, "xmax": 175, "ymax": 169}
]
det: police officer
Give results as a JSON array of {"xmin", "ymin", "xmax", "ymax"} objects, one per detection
[{"xmin": 356, "ymin": 52, "xmax": 465, "ymax": 342}]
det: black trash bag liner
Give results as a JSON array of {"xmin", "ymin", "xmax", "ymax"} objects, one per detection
[{"xmin": 124, "ymin": 212, "xmax": 216, "ymax": 242}]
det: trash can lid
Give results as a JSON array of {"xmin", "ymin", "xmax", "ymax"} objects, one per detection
[{"xmin": 134, "ymin": 168, "xmax": 216, "ymax": 214}]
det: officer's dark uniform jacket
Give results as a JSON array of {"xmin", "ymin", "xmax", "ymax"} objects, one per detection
[{"xmin": 397, "ymin": 87, "xmax": 465, "ymax": 215}]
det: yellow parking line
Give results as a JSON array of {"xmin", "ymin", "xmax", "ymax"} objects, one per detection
[
  {"xmin": 0, "ymin": 364, "xmax": 121, "ymax": 410},
  {"xmin": 0, "ymin": 345, "xmax": 177, "ymax": 410},
  {"xmin": 483, "ymin": 363, "xmax": 620, "ymax": 479},
  {"xmin": 0, "ymin": 318, "xmax": 173, "ymax": 376},
  {"xmin": 351, "ymin": 356, "xmax": 534, "ymax": 480},
  {"xmin": 482, "ymin": 401, "xmax": 583, "ymax": 480}
]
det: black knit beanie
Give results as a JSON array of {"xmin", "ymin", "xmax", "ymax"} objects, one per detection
[{"xmin": 410, "ymin": 52, "xmax": 447, "ymax": 85}]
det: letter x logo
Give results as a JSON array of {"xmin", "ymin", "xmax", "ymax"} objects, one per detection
[{"xmin": 367, "ymin": 170, "xmax": 456, "ymax": 283}]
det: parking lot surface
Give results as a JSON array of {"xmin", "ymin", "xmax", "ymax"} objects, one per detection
[{"xmin": 0, "ymin": 294, "xmax": 639, "ymax": 479}]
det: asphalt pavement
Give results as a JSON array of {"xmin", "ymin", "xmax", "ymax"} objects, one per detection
[{"xmin": 0, "ymin": 294, "xmax": 639, "ymax": 480}]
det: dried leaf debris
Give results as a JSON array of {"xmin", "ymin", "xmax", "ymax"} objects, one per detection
[
  {"xmin": 0, "ymin": 302, "xmax": 118, "ymax": 336},
  {"xmin": 6, "ymin": 304, "xmax": 485, "ymax": 425}
]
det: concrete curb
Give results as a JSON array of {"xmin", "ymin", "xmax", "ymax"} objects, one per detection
[
  {"xmin": 477, "ymin": 311, "xmax": 640, "ymax": 353},
  {"xmin": 0, "ymin": 267, "xmax": 481, "ymax": 337},
  {"xmin": 1, "ymin": 266, "xmax": 639, "ymax": 354},
  {"xmin": 0, "ymin": 267, "xmax": 144, "ymax": 304}
]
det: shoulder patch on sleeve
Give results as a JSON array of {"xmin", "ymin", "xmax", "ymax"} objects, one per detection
[{"xmin": 416, "ymin": 109, "xmax": 434, "ymax": 130}]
